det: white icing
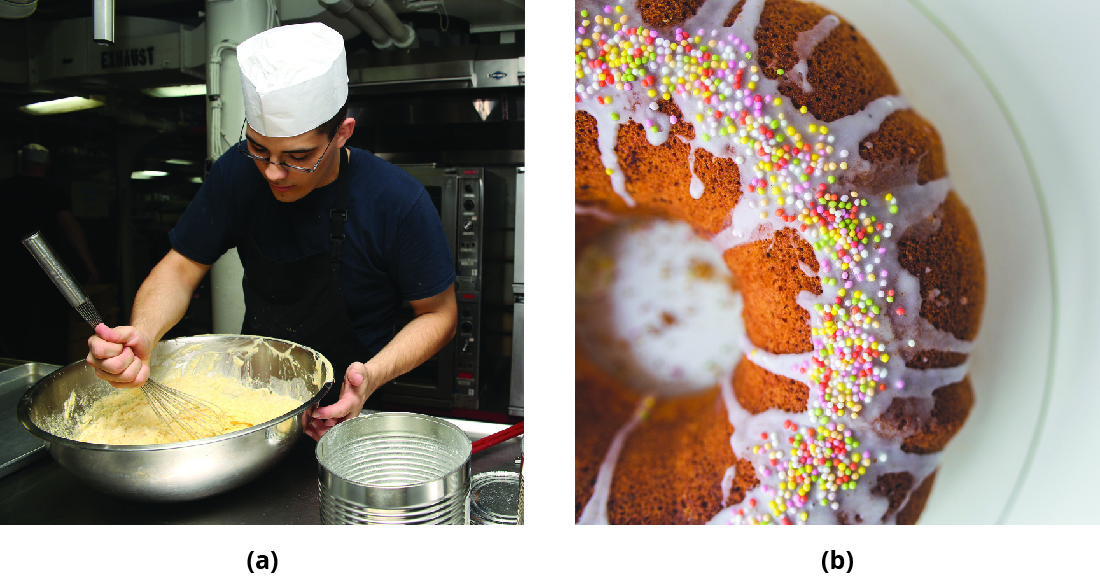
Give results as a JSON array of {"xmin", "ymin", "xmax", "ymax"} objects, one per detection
[
  {"xmin": 575, "ymin": 0, "xmax": 973, "ymax": 525},
  {"xmin": 788, "ymin": 14, "xmax": 839, "ymax": 93},
  {"xmin": 577, "ymin": 395, "xmax": 654, "ymax": 525}
]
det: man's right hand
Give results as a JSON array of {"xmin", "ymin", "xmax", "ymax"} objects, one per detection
[{"xmin": 86, "ymin": 323, "xmax": 154, "ymax": 388}]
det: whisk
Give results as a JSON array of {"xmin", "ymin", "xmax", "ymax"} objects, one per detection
[{"xmin": 22, "ymin": 231, "xmax": 228, "ymax": 441}]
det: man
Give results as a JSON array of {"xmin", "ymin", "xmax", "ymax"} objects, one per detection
[
  {"xmin": 0, "ymin": 143, "xmax": 99, "ymax": 365},
  {"xmin": 86, "ymin": 23, "xmax": 457, "ymax": 441}
]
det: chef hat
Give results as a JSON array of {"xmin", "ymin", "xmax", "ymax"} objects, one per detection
[
  {"xmin": 238, "ymin": 23, "xmax": 349, "ymax": 138},
  {"xmin": 21, "ymin": 143, "xmax": 49, "ymax": 164}
]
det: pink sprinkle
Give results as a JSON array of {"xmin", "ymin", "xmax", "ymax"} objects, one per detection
[
  {"xmin": 669, "ymin": 116, "xmax": 677, "ymax": 124},
  {"xmin": 623, "ymin": 82, "xmax": 632, "ymax": 90},
  {"xmin": 650, "ymin": 30, "xmax": 658, "ymax": 38},
  {"xmin": 844, "ymin": 281, "xmax": 853, "ymax": 289},
  {"xmin": 896, "ymin": 381, "xmax": 905, "ymax": 389},
  {"xmin": 577, "ymin": 27, "xmax": 585, "ymax": 34},
  {"xmin": 604, "ymin": 6, "xmax": 612, "ymax": 13},
  {"xmin": 643, "ymin": 119, "xmax": 652, "ymax": 128}
]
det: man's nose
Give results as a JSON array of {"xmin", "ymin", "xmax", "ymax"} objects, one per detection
[{"xmin": 264, "ymin": 160, "xmax": 288, "ymax": 181}]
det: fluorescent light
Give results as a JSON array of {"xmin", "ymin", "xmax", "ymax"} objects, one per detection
[
  {"xmin": 189, "ymin": 176, "xmax": 203, "ymax": 184},
  {"xmin": 164, "ymin": 158, "xmax": 196, "ymax": 165},
  {"xmin": 142, "ymin": 85, "xmax": 206, "ymax": 98},
  {"xmin": 131, "ymin": 170, "xmax": 168, "ymax": 180},
  {"xmin": 20, "ymin": 95, "xmax": 104, "ymax": 115}
]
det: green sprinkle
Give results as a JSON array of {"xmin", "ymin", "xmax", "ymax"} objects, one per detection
[
  {"xmin": 610, "ymin": 112, "xmax": 619, "ymax": 121},
  {"xmin": 828, "ymin": 176, "xmax": 836, "ymax": 184},
  {"xmin": 889, "ymin": 206, "xmax": 899, "ymax": 214},
  {"xmin": 777, "ymin": 68, "xmax": 785, "ymax": 75},
  {"xmin": 581, "ymin": 9, "xmax": 588, "ymax": 16},
  {"xmin": 702, "ymin": 134, "xmax": 710, "ymax": 142}
]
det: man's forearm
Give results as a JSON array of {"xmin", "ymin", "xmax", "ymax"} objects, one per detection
[
  {"xmin": 130, "ymin": 251, "xmax": 210, "ymax": 344},
  {"xmin": 363, "ymin": 301, "xmax": 457, "ymax": 393}
]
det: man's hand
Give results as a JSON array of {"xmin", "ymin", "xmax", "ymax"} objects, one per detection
[
  {"xmin": 86, "ymin": 323, "xmax": 155, "ymax": 388},
  {"xmin": 304, "ymin": 362, "xmax": 378, "ymax": 441}
]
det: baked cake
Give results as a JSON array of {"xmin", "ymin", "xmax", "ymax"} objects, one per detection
[{"xmin": 574, "ymin": 0, "xmax": 985, "ymax": 524}]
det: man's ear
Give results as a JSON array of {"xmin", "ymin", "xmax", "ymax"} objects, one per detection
[{"xmin": 336, "ymin": 117, "xmax": 356, "ymax": 147}]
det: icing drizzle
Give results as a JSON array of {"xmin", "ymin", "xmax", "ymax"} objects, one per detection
[{"xmin": 575, "ymin": 0, "xmax": 972, "ymax": 524}]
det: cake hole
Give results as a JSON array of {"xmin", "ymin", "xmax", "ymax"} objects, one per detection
[{"xmin": 576, "ymin": 218, "xmax": 743, "ymax": 397}]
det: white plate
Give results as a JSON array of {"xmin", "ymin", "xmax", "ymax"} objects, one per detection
[{"xmin": 812, "ymin": 0, "xmax": 1056, "ymax": 523}]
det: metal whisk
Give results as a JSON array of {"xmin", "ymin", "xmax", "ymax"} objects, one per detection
[{"xmin": 22, "ymin": 231, "xmax": 228, "ymax": 441}]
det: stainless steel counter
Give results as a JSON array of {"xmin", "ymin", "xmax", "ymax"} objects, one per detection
[{"xmin": 0, "ymin": 400, "xmax": 520, "ymax": 524}]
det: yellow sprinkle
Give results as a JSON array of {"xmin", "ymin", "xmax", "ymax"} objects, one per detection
[{"xmin": 605, "ymin": 168, "xmax": 614, "ymax": 175}]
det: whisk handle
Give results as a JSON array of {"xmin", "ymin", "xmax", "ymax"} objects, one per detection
[{"xmin": 22, "ymin": 231, "xmax": 96, "ymax": 315}]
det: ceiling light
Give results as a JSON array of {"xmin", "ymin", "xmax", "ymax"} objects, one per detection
[
  {"xmin": 20, "ymin": 96, "xmax": 105, "ymax": 115},
  {"xmin": 131, "ymin": 170, "xmax": 168, "ymax": 180},
  {"xmin": 142, "ymin": 85, "xmax": 206, "ymax": 98},
  {"xmin": 164, "ymin": 159, "xmax": 197, "ymax": 166},
  {"xmin": 0, "ymin": 0, "xmax": 37, "ymax": 19}
]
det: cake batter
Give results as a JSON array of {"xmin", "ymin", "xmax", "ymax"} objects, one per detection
[{"xmin": 73, "ymin": 374, "xmax": 302, "ymax": 445}]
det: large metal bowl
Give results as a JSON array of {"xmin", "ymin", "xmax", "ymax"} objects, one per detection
[{"xmin": 16, "ymin": 334, "xmax": 333, "ymax": 502}]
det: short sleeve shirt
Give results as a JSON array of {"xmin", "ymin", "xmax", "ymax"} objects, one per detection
[{"xmin": 170, "ymin": 147, "xmax": 455, "ymax": 356}]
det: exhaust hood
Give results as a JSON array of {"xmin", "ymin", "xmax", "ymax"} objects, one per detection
[{"xmin": 28, "ymin": 16, "xmax": 205, "ymax": 90}]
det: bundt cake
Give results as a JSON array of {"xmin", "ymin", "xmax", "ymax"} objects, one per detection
[{"xmin": 574, "ymin": 0, "xmax": 985, "ymax": 524}]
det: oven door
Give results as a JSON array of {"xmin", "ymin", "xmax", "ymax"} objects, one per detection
[{"xmin": 381, "ymin": 165, "xmax": 460, "ymax": 408}]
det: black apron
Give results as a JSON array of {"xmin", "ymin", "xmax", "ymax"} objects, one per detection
[{"xmin": 240, "ymin": 148, "xmax": 371, "ymax": 407}]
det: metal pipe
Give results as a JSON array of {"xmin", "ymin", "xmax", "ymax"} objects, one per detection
[
  {"xmin": 93, "ymin": 0, "xmax": 114, "ymax": 46},
  {"xmin": 318, "ymin": 0, "xmax": 393, "ymax": 49},
  {"xmin": 351, "ymin": 0, "xmax": 415, "ymax": 48}
]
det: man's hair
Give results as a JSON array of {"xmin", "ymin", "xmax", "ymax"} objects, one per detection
[{"xmin": 315, "ymin": 103, "xmax": 348, "ymax": 140}]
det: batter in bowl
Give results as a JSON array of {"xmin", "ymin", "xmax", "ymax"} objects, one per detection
[{"xmin": 73, "ymin": 374, "xmax": 302, "ymax": 445}]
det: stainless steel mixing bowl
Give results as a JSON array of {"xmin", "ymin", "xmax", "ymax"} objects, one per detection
[{"xmin": 16, "ymin": 334, "xmax": 333, "ymax": 501}]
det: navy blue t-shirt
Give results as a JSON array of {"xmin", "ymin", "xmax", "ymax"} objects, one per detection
[{"xmin": 169, "ymin": 146, "xmax": 455, "ymax": 356}]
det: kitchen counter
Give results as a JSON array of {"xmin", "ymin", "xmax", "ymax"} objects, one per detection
[{"xmin": 0, "ymin": 410, "xmax": 520, "ymax": 524}]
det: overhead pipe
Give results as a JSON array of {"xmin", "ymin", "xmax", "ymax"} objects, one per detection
[
  {"xmin": 93, "ymin": 0, "xmax": 114, "ymax": 45},
  {"xmin": 318, "ymin": 0, "xmax": 394, "ymax": 50},
  {"xmin": 351, "ymin": 0, "xmax": 415, "ymax": 49}
]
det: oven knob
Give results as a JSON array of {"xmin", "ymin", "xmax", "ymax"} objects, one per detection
[
  {"xmin": 463, "ymin": 199, "xmax": 475, "ymax": 211},
  {"xmin": 463, "ymin": 220, "xmax": 476, "ymax": 232},
  {"xmin": 461, "ymin": 320, "xmax": 473, "ymax": 333}
]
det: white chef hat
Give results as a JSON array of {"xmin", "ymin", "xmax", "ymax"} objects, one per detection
[{"xmin": 238, "ymin": 22, "xmax": 349, "ymax": 138}]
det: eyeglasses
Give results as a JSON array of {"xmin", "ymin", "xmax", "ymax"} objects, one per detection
[{"xmin": 236, "ymin": 120, "xmax": 334, "ymax": 173}]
